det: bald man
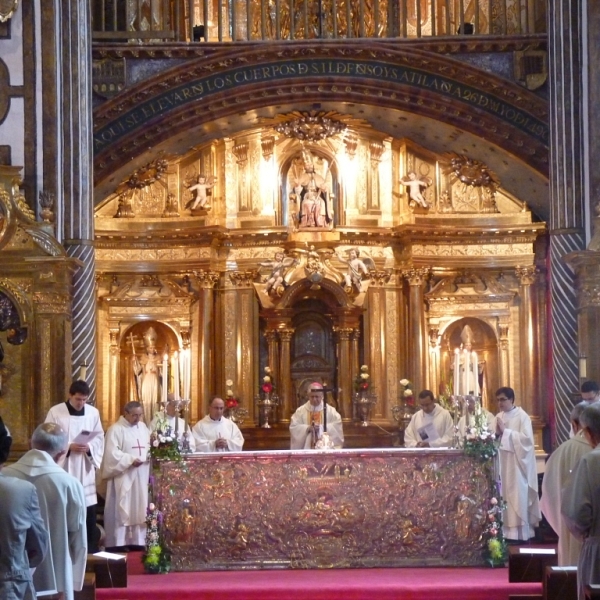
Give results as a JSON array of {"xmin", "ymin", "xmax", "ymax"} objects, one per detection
[{"xmin": 289, "ymin": 383, "xmax": 344, "ymax": 449}]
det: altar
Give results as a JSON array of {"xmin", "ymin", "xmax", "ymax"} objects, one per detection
[{"xmin": 152, "ymin": 448, "xmax": 494, "ymax": 570}]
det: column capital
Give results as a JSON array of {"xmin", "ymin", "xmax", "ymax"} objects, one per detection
[
  {"xmin": 334, "ymin": 327, "xmax": 354, "ymax": 341},
  {"xmin": 229, "ymin": 270, "xmax": 258, "ymax": 288},
  {"xmin": 402, "ymin": 267, "xmax": 430, "ymax": 286},
  {"xmin": 192, "ymin": 269, "xmax": 220, "ymax": 289},
  {"xmin": 515, "ymin": 265, "xmax": 536, "ymax": 285},
  {"xmin": 279, "ymin": 327, "xmax": 295, "ymax": 341}
]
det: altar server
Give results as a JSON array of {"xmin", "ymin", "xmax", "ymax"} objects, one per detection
[
  {"xmin": 192, "ymin": 396, "xmax": 244, "ymax": 452},
  {"xmin": 4, "ymin": 423, "xmax": 87, "ymax": 600},
  {"xmin": 45, "ymin": 380, "xmax": 104, "ymax": 552},
  {"xmin": 289, "ymin": 382, "xmax": 344, "ymax": 449},
  {"xmin": 101, "ymin": 401, "xmax": 150, "ymax": 548},
  {"xmin": 562, "ymin": 403, "xmax": 600, "ymax": 599},
  {"xmin": 494, "ymin": 386, "xmax": 540, "ymax": 541},
  {"xmin": 404, "ymin": 390, "xmax": 453, "ymax": 448},
  {"xmin": 150, "ymin": 396, "xmax": 196, "ymax": 452},
  {"xmin": 541, "ymin": 402, "xmax": 591, "ymax": 565}
]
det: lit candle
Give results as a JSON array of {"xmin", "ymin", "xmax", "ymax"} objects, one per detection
[
  {"xmin": 173, "ymin": 351, "xmax": 180, "ymax": 400},
  {"xmin": 454, "ymin": 349, "xmax": 460, "ymax": 395},
  {"xmin": 162, "ymin": 353, "xmax": 168, "ymax": 404}
]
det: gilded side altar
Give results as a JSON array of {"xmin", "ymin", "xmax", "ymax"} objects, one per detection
[{"xmin": 153, "ymin": 448, "xmax": 493, "ymax": 570}]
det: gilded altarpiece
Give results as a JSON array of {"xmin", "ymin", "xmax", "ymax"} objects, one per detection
[
  {"xmin": 94, "ymin": 127, "xmax": 547, "ymax": 443},
  {"xmin": 154, "ymin": 449, "xmax": 493, "ymax": 569},
  {"xmin": 0, "ymin": 167, "xmax": 78, "ymax": 450}
]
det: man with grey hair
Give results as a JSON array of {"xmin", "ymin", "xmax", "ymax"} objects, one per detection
[
  {"xmin": 562, "ymin": 403, "xmax": 600, "ymax": 599},
  {"xmin": 0, "ymin": 417, "xmax": 48, "ymax": 600},
  {"xmin": 101, "ymin": 401, "xmax": 150, "ymax": 549},
  {"xmin": 540, "ymin": 402, "xmax": 591, "ymax": 565},
  {"xmin": 4, "ymin": 423, "xmax": 87, "ymax": 600}
]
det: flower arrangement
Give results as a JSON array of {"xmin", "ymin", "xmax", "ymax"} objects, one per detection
[
  {"xmin": 142, "ymin": 503, "xmax": 171, "ymax": 574},
  {"xmin": 461, "ymin": 410, "xmax": 498, "ymax": 463},
  {"xmin": 483, "ymin": 486, "xmax": 508, "ymax": 567},
  {"xmin": 150, "ymin": 416, "xmax": 181, "ymax": 462},
  {"xmin": 225, "ymin": 380, "xmax": 239, "ymax": 410},
  {"xmin": 262, "ymin": 366, "xmax": 273, "ymax": 395},
  {"xmin": 354, "ymin": 365, "xmax": 370, "ymax": 393},
  {"xmin": 399, "ymin": 378, "xmax": 414, "ymax": 408}
]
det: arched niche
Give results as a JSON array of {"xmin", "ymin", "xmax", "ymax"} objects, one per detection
[
  {"xmin": 440, "ymin": 317, "xmax": 499, "ymax": 410},
  {"xmin": 119, "ymin": 320, "xmax": 180, "ymax": 420},
  {"xmin": 279, "ymin": 147, "xmax": 339, "ymax": 230}
]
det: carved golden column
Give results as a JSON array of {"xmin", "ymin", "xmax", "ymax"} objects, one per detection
[
  {"xmin": 108, "ymin": 325, "xmax": 120, "ymax": 425},
  {"xmin": 226, "ymin": 271, "xmax": 258, "ymax": 425},
  {"xmin": 516, "ymin": 266, "xmax": 538, "ymax": 418},
  {"xmin": 428, "ymin": 326, "xmax": 441, "ymax": 398},
  {"xmin": 278, "ymin": 327, "xmax": 294, "ymax": 422},
  {"xmin": 402, "ymin": 268, "xmax": 430, "ymax": 393},
  {"xmin": 335, "ymin": 327, "xmax": 354, "ymax": 421},
  {"xmin": 193, "ymin": 270, "xmax": 220, "ymax": 421},
  {"xmin": 498, "ymin": 321, "xmax": 510, "ymax": 388}
]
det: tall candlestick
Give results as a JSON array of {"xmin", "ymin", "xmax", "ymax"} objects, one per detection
[
  {"xmin": 454, "ymin": 349, "xmax": 460, "ymax": 395},
  {"xmin": 323, "ymin": 398, "xmax": 327, "ymax": 433},
  {"xmin": 462, "ymin": 349, "xmax": 468, "ymax": 396},
  {"xmin": 183, "ymin": 349, "xmax": 190, "ymax": 400},
  {"xmin": 472, "ymin": 351, "xmax": 478, "ymax": 395},
  {"xmin": 173, "ymin": 351, "xmax": 180, "ymax": 400},
  {"xmin": 162, "ymin": 353, "xmax": 168, "ymax": 404}
]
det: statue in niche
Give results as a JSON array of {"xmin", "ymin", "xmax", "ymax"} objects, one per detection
[
  {"xmin": 289, "ymin": 149, "xmax": 333, "ymax": 230},
  {"xmin": 186, "ymin": 174, "xmax": 216, "ymax": 211},
  {"xmin": 259, "ymin": 251, "xmax": 298, "ymax": 296},
  {"xmin": 400, "ymin": 171, "xmax": 432, "ymax": 208},
  {"xmin": 336, "ymin": 248, "xmax": 374, "ymax": 294},
  {"xmin": 131, "ymin": 327, "xmax": 162, "ymax": 425}
]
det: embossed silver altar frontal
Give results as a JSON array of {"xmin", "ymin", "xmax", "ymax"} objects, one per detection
[{"xmin": 152, "ymin": 448, "xmax": 493, "ymax": 570}]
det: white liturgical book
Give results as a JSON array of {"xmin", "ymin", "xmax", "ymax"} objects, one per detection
[
  {"xmin": 72, "ymin": 430, "xmax": 102, "ymax": 445},
  {"xmin": 417, "ymin": 422, "xmax": 439, "ymax": 443}
]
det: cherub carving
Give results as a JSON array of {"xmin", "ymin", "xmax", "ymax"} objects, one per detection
[
  {"xmin": 336, "ymin": 248, "xmax": 375, "ymax": 293},
  {"xmin": 259, "ymin": 251, "xmax": 297, "ymax": 296},
  {"xmin": 400, "ymin": 171, "xmax": 432, "ymax": 208}
]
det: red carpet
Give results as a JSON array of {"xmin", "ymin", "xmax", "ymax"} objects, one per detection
[{"xmin": 96, "ymin": 553, "xmax": 542, "ymax": 600}]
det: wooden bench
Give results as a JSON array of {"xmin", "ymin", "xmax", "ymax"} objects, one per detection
[
  {"xmin": 86, "ymin": 553, "xmax": 128, "ymax": 588},
  {"xmin": 508, "ymin": 546, "xmax": 558, "ymax": 583},
  {"xmin": 544, "ymin": 566, "xmax": 577, "ymax": 600}
]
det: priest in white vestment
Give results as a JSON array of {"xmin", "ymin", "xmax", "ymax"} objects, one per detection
[
  {"xmin": 562, "ymin": 404, "xmax": 600, "ymax": 600},
  {"xmin": 192, "ymin": 397, "xmax": 244, "ymax": 452},
  {"xmin": 289, "ymin": 383, "xmax": 344, "ymax": 449},
  {"xmin": 494, "ymin": 386, "xmax": 541, "ymax": 541},
  {"xmin": 150, "ymin": 398, "xmax": 196, "ymax": 452},
  {"xmin": 44, "ymin": 379, "xmax": 104, "ymax": 552},
  {"xmin": 540, "ymin": 402, "xmax": 591, "ymax": 566},
  {"xmin": 404, "ymin": 390, "xmax": 453, "ymax": 448},
  {"xmin": 101, "ymin": 402, "xmax": 150, "ymax": 548},
  {"xmin": 3, "ymin": 423, "xmax": 87, "ymax": 600}
]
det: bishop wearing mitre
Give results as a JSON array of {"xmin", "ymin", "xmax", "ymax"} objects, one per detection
[{"xmin": 289, "ymin": 383, "xmax": 344, "ymax": 449}]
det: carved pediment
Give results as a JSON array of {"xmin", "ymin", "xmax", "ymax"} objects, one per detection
[
  {"xmin": 426, "ymin": 272, "xmax": 515, "ymax": 302},
  {"xmin": 102, "ymin": 274, "xmax": 196, "ymax": 305}
]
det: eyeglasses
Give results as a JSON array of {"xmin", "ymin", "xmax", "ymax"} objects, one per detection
[{"xmin": 496, "ymin": 396, "xmax": 511, "ymax": 402}]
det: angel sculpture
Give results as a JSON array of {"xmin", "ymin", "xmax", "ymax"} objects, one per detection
[
  {"xmin": 337, "ymin": 248, "xmax": 375, "ymax": 293},
  {"xmin": 400, "ymin": 171, "xmax": 432, "ymax": 208},
  {"xmin": 259, "ymin": 251, "xmax": 297, "ymax": 296},
  {"xmin": 186, "ymin": 174, "xmax": 217, "ymax": 210}
]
